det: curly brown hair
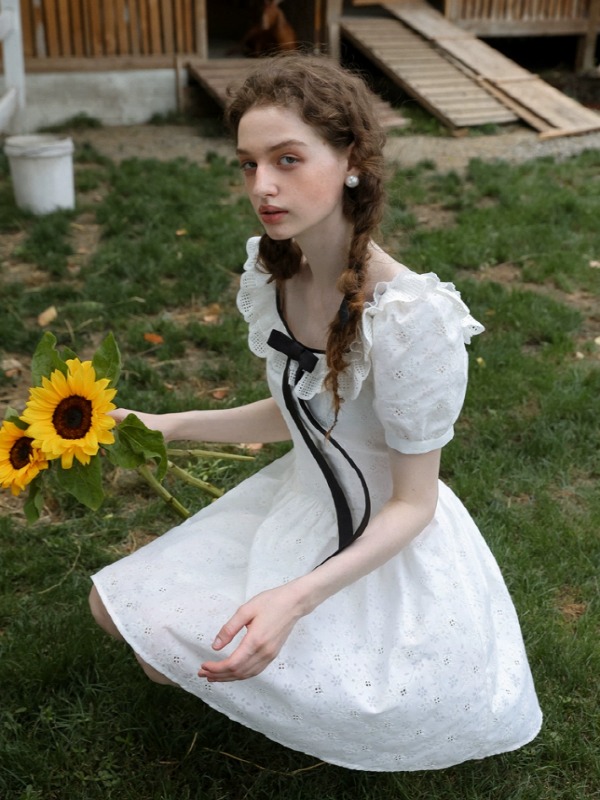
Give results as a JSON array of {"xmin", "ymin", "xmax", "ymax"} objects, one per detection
[{"xmin": 226, "ymin": 53, "xmax": 386, "ymax": 423}]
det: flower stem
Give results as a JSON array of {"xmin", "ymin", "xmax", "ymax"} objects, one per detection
[
  {"xmin": 137, "ymin": 464, "xmax": 190, "ymax": 520},
  {"xmin": 166, "ymin": 448, "xmax": 254, "ymax": 462},
  {"xmin": 167, "ymin": 461, "xmax": 225, "ymax": 499}
]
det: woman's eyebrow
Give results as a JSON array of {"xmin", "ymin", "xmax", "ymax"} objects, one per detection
[{"xmin": 236, "ymin": 139, "xmax": 308, "ymax": 156}]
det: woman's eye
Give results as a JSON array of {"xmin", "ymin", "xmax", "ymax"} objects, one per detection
[
  {"xmin": 240, "ymin": 161, "xmax": 256, "ymax": 171},
  {"xmin": 280, "ymin": 156, "xmax": 298, "ymax": 166}
]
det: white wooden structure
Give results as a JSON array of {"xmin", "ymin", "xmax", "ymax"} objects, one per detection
[{"xmin": 0, "ymin": 0, "xmax": 25, "ymax": 132}]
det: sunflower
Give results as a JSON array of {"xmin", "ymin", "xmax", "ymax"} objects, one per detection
[
  {"xmin": 0, "ymin": 420, "xmax": 49, "ymax": 496},
  {"xmin": 22, "ymin": 359, "xmax": 117, "ymax": 469}
]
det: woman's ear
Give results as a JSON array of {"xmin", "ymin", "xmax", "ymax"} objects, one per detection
[{"xmin": 344, "ymin": 142, "xmax": 358, "ymax": 182}]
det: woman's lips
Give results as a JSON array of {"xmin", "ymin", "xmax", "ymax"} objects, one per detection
[{"xmin": 258, "ymin": 205, "xmax": 288, "ymax": 224}]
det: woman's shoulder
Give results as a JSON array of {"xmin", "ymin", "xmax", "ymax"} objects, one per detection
[{"xmin": 363, "ymin": 247, "xmax": 484, "ymax": 347}]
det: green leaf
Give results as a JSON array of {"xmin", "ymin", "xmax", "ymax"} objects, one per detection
[
  {"xmin": 3, "ymin": 406, "xmax": 28, "ymax": 431},
  {"xmin": 24, "ymin": 475, "xmax": 45, "ymax": 525},
  {"xmin": 105, "ymin": 413, "xmax": 167, "ymax": 481},
  {"xmin": 92, "ymin": 332, "xmax": 121, "ymax": 388},
  {"xmin": 30, "ymin": 332, "xmax": 68, "ymax": 387},
  {"xmin": 56, "ymin": 454, "xmax": 104, "ymax": 510},
  {"xmin": 105, "ymin": 426, "xmax": 146, "ymax": 470},
  {"xmin": 62, "ymin": 345, "xmax": 78, "ymax": 361}
]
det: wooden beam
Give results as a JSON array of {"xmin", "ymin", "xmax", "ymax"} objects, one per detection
[
  {"xmin": 576, "ymin": 0, "xmax": 600, "ymax": 71},
  {"xmin": 0, "ymin": 53, "xmax": 197, "ymax": 70},
  {"xmin": 539, "ymin": 122, "xmax": 600, "ymax": 138},
  {"xmin": 194, "ymin": 0, "xmax": 207, "ymax": 58},
  {"xmin": 326, "ymin": 0, "xmax": 343, "ymax": 60},
  {"xmin": 452, "ymin": 17, "xmax": 595, "ymax": 35}
]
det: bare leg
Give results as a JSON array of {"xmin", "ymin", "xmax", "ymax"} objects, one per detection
[
  {"xmin": 88, "ymin": 585, "xmax": 179, "ymax": 687},
  {"xmin": 89, "ymin": 585, "xmax": 125, "ymax": 641}
]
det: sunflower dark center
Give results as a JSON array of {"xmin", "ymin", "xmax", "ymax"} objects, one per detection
[
  {"xmin": 9, "ymin": 437, "xmax": 34, "ymax": 470},
  {"xmin": 52, "ymin": 395, "xmax": 93, "ymax": 439}
]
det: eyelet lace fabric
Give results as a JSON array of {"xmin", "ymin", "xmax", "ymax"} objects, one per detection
[{"xmin": 92, "ymin": 237, "xmax": 541, "ymax": 772}]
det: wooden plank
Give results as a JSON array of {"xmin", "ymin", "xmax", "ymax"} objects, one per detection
[
  {"xmin": 70, "ymin": 0, "xmax": 85, "ymax": 56},
  {"xmin": 499, "ymin": 76, "xmax": 600, "ymax": 128},
  {"xmin": 20, "ymin": 0, "xmax": 35, "ymax": 58},
  {"xmin": 384, "ymin": 1, "xmax": 475, "ymax": 37},
  {"xmin": 103, "ymin": 0, "xmax": 117, "ymax": 56},
  {"xmin": 137, "ymin": 0, "xmax": 150, "ymax": 54},
  {"xmin": 56, "ymin": 0, "xmax": 71, "ymax": 56},
  {"xmin": 114, "ymin": 0, "xmax": 129, "ymax": 55},
  {"xmin": 432, "ymin": 36, "xmax": 531, "ymax": 79},
  {"xmin": 183, "ymin": 0, "xmax": 193, "ymax": 53},
  {"xmin": 173, "ymin": 0, "xmax": 184, "ymax": 52},
  {"xmin": 160, "ymin": 0, "xmax": 174, "ymax": 54},
  {"xmin": 42, "ymin": 0, "xmax": 60, "ymax": 56},
  {"xmin": 341, "ymin": 16, "xmax": 518, "ymax": 128},
  {"xmin": 80, "ymin": 0, "xmax": 91, "ymax": 56},
  {"xmin": 87, "ymin": 0, "xmax": 104, "ymax": 56},
  {"xmin": 147, "ymin": 0, "xmax": 162, "ymax": 54},
  {"xmin": 539, "ymin": 122, "xmax": 600, "ymax": 139},
  {"xmin": 475, "ymin": 77, "xmax": 552, "ymax": 130},
  {"xmin": 32, "ymin": 0, "xmax": 47, "ymax": 58},
  {"xmin": 128, "ymin": 0, "xmax": 140, "ymax": 55},
  {"xmin": 452, "ymin": 17, "xmax": 590, "ymax": 33},
  {"xmin": 21, "ymin": 52, "xmax": 190, "ymax": 69},
  {"xmin": 193, "ymin": 0, "xmax": 207, "ymax": 57}
]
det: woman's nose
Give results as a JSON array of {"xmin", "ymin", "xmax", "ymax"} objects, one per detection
[{"xmin": 252, "ymin": 165, "xmax": 277, "ymax": 198}]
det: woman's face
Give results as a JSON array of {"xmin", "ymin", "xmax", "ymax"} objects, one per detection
[{"xmin": 236, "ymin": 105, "xmax": 355, "ymax": 241}]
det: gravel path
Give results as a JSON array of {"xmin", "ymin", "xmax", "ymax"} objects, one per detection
[{"xmin": 72, "ymin": 122, "xmax": 600, "ymax": 173}]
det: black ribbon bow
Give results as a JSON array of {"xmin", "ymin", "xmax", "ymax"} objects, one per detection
[
  {"xmin": 267, "ymin": 327, "xmax": 371, "ymax": 563},
  {"xmin": 267, "ymin": 329, "xmax": 319, "ymax": 384}
]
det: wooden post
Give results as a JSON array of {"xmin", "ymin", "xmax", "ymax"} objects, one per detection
[
  {"xmin": 194, "ymin": 0, "xmax": 207, "ymax": 59},
  {"xmin": 314, "ymin": 0, "xmax": 323, "ymax": 54},
  {"xmin": 445, "ymin": 0, "xmax": 461, "ymax": 20},
  {"xmin": 576, "ymin": 0, "xmax": 600, "ymax": 72},
  {"xmin": 326, "ymin": 0, "xmax": 343, "ymax": 60}
]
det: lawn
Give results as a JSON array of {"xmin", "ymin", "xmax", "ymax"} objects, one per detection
[{"xmin": 1, "ymin": 140, "xmax": 600, "ymax": 800}]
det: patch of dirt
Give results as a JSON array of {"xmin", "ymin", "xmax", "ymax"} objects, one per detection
[
  {"xmin": 457, "ymin": 262, "xmax": 600, "ymax": 361},
  {"xmin": 67, "ymin": 213, "xmax": 102, "ymax": 272},
  {"xmin": 71, "ymin": 125, "xmax": 236, "ymax": 166},
  {"xmin": 117, "ymin": 528, "xmax": 160, "ymax": 555},
  {"xmin": 411, "ymin": 203, "xmax": 455, "ymax": 230},
  {"xmin": 556, "ymin": 586, "xmax": 587, "ymax": 621},
  {"xmin": 476, "ymin": 196, "xmax": 498, "ymax": 210}
]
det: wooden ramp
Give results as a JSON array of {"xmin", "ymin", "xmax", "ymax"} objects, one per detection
[
  {"xmin": 340, "ymin": 16, "xmax": 517, "ymax": 129},
  {"xmin": 186, "ymin": 58, "xmax": 410, "ymax": 130},
  {"xmin": 381, "ymin": 1, "xmax": 600, "ymax": 138}
]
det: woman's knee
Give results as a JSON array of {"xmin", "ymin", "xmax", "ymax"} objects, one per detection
[
  {"xmin": 88, "ymin": 585, "xmax": 124, "ymax": 641},
  {"xmin": 134, "ymin": 652, "xmax": 179, "ymax": 687}
]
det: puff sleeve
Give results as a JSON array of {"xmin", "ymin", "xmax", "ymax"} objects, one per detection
[{"xmin": 367, "ymin": 277, "xmax": 484, "ymax": 455}]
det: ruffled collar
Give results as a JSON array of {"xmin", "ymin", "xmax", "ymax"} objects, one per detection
[{"xmin": 236, "ymin": 236, "xmax": 484, "ymax": 401}]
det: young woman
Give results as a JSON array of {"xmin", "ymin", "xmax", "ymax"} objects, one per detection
[{"xmin": 89, "ymin": 54, "xmax": 542, "ymax": 771}]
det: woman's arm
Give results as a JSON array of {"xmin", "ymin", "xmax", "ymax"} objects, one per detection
[
  {"xmin": 109, "ymin": 396, "xmax": 292, "ymax": 444},
  {"xmin": 199, "ymin": 447, "xmax": 441, "ymax": 681}
]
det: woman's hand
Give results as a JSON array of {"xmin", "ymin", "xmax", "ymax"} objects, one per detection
[
  {"xmin": 198, "ymin": 582, "xmax": 308, "ymax": 682},
  {"xmin": 108, "ymin": 407, "xmax": 168, "ymax": 435}
]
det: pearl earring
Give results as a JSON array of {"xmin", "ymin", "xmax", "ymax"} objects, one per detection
[{"xmin": 345, "ymin": 175, "xmax": 359, "ymax": 188}]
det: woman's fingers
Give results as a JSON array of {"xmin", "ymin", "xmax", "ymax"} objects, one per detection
[{"xmin": 212, "ymin": 605, "xmax": 252, "ymax": 650}]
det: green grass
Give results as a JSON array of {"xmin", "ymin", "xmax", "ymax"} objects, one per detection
[{"xmin": 1, "ymin": 143, "xmax": 600, "ymax": 798}]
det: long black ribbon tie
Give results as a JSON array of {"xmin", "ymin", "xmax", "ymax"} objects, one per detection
[{"xmin": 267, "ymin": 329, "xmax": 371, "ymax": 564}]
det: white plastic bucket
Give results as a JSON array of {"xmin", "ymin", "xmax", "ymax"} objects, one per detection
[{"xmin": 4, "ymin": 135, "xmax": 75, "ymax": 215}]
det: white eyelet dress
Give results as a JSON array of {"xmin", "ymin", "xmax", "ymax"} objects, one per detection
[{"xmin": 91, "ymin": 237, "xmax": 542, "ymax": 771}]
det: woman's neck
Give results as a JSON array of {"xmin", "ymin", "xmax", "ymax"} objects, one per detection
[{"xmin": 293, "ymin": 212, "xmax": 354, "ymax": 290}]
